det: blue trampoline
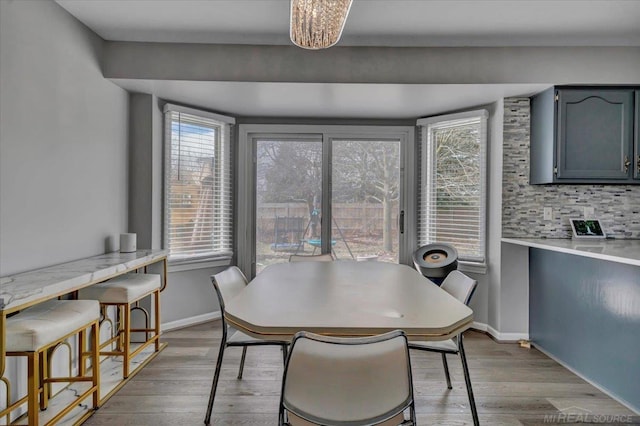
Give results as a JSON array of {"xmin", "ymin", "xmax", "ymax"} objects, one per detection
[{"xmin": 306, "ymin": 238, "xmax": 336, "ymax": 247}]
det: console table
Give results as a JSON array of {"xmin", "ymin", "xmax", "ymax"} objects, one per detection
[{"xmin": 0, "ymin": 249, "xmax": 168, "ymax": 424}]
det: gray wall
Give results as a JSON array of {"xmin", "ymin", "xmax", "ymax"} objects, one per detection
[
  {"xmin": 0, "ymin": 0, "xmax": 129, "ymax": 419},
  {"xmin": 0, "ymin": 0, "xmax": 129, "ymax": 275},
  {"xmin": 486, "ymin": 99, "xmax": 504, "ymax": 333},
  {"xmin": 161, "ymin": 266, "xmax": 227, "ymax": 324},
  {"xmin": 502, "ymin": 98, "xmax": 640, "ymax": 239},
  {"xmin": 530, "ymin": 248, "xmax": 640, "ymax": 412},
  {"xmin": 128, "ymin": 93, "xmax": 163, "ymax": 249}
]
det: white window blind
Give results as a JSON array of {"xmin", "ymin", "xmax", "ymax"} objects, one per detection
[
  {"xmin": 417, "ymin": 110, "xmax": 488, "ymax": 264},
  {"xmin": 163, "ymin": 104, "xmax": 235, "ymax": 262}
]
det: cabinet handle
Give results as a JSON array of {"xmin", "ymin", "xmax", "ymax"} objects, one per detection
[
  {"xmin": 637, "ymin": 155, "xmax": 640, "ymax": 174},
  {"xmin": 624, "ymin": 156, "xmax": 631, "ymax": 173}
]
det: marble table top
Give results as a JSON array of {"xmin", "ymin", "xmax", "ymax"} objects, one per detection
[{"xmin": 0, "ymin": 250, "xmax": 167, "ymax": 313}]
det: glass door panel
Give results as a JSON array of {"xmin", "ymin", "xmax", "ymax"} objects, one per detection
[
  {"xmin": 255, "ymin": 138, "xmax": 322, "ymax": 273},
  {"xmin": 331, "ymin": 139, "xmax": 401, "ymax": 263}
]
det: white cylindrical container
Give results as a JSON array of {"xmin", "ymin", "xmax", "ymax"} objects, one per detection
[{"xmin": 120, "ymin": 233, "xmax": 137, "ymax": 253}]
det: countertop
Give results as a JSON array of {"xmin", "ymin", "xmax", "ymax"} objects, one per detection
[
  {"xmin": 0, "ymin": 249, "xmax": 168, "ymax": 313},
  {"xmin": 501, "ymin": 238, "xmax": 640, "ymax": 267}
]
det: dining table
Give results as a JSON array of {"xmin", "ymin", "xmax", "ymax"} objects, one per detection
[{"xmin": 224, "ymin": 260, "xmax": 479, "ymax": 425}]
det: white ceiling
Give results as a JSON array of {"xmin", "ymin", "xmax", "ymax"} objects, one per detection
[
  {"xmin": 57, "ymin": 0, "xmax": 640, "ymax": 47},
  {"xmin": 56, "ymin": 0, "xmax": 640, "ymax": 118}
]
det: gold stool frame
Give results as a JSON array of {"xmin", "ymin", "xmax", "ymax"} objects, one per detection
[
  {"xmin": 0, "ymin": 319, "xmax": 100, "ymax": 426},
  {"xmin": 88, "ymin": 287, "xmax": 160, "ymax": 379}
]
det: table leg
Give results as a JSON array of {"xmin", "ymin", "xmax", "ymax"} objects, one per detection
[
  {"xmin": 204, "ymin": 333, "xmax": 226, "ymax": 425},
  {"xmin": 161, "ymin": 258, "xmax": 168, "ymax": 292},
  {"xmin": 458, "ymin": 333, "xmax": 479, "ymax": 426}
]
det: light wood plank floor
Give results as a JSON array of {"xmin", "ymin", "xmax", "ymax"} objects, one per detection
[{"xmin": 85, "ymin": 322, "xmax": 638, "ymax": 425}]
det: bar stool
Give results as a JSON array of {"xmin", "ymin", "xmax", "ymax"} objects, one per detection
[
  {"xmin": 78, "ymin": 273, "xmax": 161, "ymax": 379},
  {"xmin": 1, "ymin": 299, "xmax": 100, "ymax": 426}
]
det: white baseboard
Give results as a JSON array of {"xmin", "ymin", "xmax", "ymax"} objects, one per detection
[
  {"xmin": 533, "ymin": 343, "xmax": 639, "ymax": 415},
  {"xmin": 162, "ymin": 311, "xmax": 221, "ymax": 332},
  {"xmin": 471, "ymin": 321, "xmax": 529, "ymax": 342},
  {"xmin": 471, "ymin": 321, "xmax": 488, "ymax": 332}
]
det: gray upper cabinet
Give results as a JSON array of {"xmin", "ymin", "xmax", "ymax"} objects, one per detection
[{"xmin": 530, "ymin": 86, "xmax": 638, "ymax": 184}]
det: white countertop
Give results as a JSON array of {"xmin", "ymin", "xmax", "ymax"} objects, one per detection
[
  {"xmin": 501, "ymin": 238, "xmax": 640, "ymax": 267},
  {"xmin": 0, "ymin": 249, "xmax": 168, "ymax": 313}
]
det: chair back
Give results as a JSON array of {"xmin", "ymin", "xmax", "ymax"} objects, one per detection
[
  {"xmin": 288, "ymin": 253, "xmax": 334, "ymax": 262},
  {"xmin": 279, "ymin": 330, "xmax": 415, "ymax": 425},
  {"xmin": 440, "ymin": 270, "xmax": 478, "ymax": 306},
  {"xmin": 210, "ymin": 266, "xmax": 248, "ymax": 313}
]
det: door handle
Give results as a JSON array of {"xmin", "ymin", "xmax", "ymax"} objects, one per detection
[
  {"xmin": 637, "ymin": 155, "xmax": 640, "ymax": 174},
  {"xmin": 399, "ymin": 210, "xmax": 405, "ymax": 234}
]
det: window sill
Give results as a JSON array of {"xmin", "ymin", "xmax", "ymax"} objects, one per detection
[
  {"xmin": 168, "ymin": 256, "xmax": 232, "ymax": 273},
  {"xmin": 458, "ymin": 261, "xmax": 487, "ymax": 275}
]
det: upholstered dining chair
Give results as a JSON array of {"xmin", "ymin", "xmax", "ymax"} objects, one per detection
[
  {"xmin": 279, "ymin": 330, "xmax": 416, "ymax": 426},
  {"xmin": 288, "ymin": 253, "xmax": 334, "ymax": 262},
  {"xmin": 204, "ymin": 266, "xmax": 289, "ymax": 425},
  {"xmin": 408, "ymin": 270, "xmax": 479, "ymax": 424}
]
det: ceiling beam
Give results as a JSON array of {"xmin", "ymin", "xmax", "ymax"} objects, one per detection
[{"xmin": 103, "ymin": 43, "xmax": 640, "ymax": 84}]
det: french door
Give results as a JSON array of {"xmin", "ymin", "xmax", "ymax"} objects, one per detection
[
  {"xmin": 238, "ymin": 125, "xmax": 415, "ymax": 277},
  {"xmin": 330, "ymin": 138, "xmax": 401, "ymax": 263},
  {"xmin": 255, "ymin": 136, "xmax": 323, "ymax": 273}
]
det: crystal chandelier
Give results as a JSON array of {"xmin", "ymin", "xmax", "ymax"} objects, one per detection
[{"xmin": 290, "ymin": 0, "xmax": 353, "ymax": 50}]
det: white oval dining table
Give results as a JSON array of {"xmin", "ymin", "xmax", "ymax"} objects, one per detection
[{"xmin": 224, "ymin": 260, "xmax": 474, "ymax": 341}]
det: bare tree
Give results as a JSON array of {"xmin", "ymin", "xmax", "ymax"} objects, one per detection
[
  {"xmin": 333, "ymin": 141, "xmax": 399, "ymax": 252},
  {"xmin": 257, "ymin": 140, "xmax": 322, "ymax": 216},
  {"xmin": 433, "ymin": 125, "xmax": 480, "ymax": 204}
]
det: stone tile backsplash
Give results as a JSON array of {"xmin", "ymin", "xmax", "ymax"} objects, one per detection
[{"xmin": 502, "ymin": 98, "xmax": 640, "ymax": 239}]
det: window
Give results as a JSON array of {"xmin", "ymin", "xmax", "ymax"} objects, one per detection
[
  {"xmin": 417, "ymin": 110, "xmax": 488, "ymax": 265},
  {"xmin": 236, "ymin": 124, "xmax": 414, "ymax": 276},
  {"xmin": 163, "ymin": 104, "xmax": 234, "ymax": 263}
]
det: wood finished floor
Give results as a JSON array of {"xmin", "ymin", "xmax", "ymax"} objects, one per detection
[{"xmin": 84, "ymin": 322, "xmax": 638, "ymax": 425}]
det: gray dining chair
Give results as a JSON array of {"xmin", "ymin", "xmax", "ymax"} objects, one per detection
[
  {"xmin": 288, "ymin": 253, "xmax": 334, "ymax": 262},
  {"xmin": 204, "ymin": 266, "xmax": 289, "ymax": 425},
  {"xmin": 279, "ymin": 330, "xmax": 416, "ymax": 426},
  {"xmin": 408, "ymin": 270, "xmax": 479, "ymax": 425}
]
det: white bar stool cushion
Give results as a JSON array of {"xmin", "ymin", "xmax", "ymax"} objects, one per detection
[
  {"xmin": 78, "ymin": 273, "xmax": 161, "ymax": 304},
  {"xmin": 6, "ymin": 300, "xmax": 100, "ymax": 352}
]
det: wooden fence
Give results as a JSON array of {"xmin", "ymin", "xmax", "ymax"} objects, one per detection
[{"xmin": 257, "ymin": 202, "xmax": 399, "ymax": 243}]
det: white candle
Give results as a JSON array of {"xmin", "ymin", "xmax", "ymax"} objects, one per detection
[{"xmin": 120, "ymin": 233, "xmax": 137, "ymax": 253}]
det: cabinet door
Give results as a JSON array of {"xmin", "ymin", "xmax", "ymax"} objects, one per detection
[{"xmin": 556, "ymin": 89, "xmax": 634, "ymax": 180}]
